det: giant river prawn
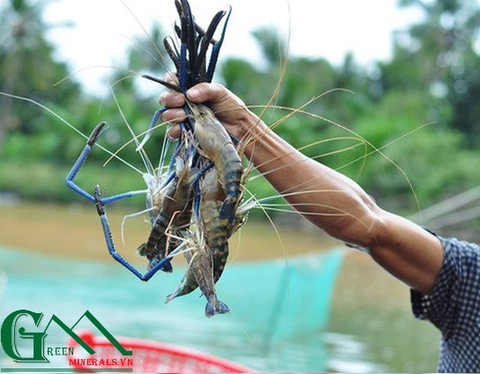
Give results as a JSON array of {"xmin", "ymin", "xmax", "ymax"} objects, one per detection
[{"xmin": 65, "ymin": 0, "xmax": 249, "ymax": 317}]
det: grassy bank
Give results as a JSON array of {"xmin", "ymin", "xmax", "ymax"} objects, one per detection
[
  {"xmin": 0, "ymin": 159, "xmax": 148, "ymax": 204},
  {"xmin": 0, "ymin": 158, "xmax": 286, "ymax": 222}
]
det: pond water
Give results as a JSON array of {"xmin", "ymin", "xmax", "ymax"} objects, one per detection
[
  {"xmin": 0, "ymin": 246, "xmax": 344, "ymax": 372},
  {"xmin": 0, "ymin": 203, "xmax": 441, "ymax": 372}
]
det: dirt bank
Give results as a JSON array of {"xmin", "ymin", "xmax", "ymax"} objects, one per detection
[{"xmin": 0, "ymin": 202, "xmax": 337, "ymax": 264}]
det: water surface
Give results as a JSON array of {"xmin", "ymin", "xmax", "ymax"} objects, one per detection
[{"xmin": 0, "ymin": 246, "xmax": 343, "ymax": 372}]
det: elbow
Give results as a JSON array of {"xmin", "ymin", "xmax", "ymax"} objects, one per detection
[
  {"xmin": 342, "ymin": 210, "xmax": 384, "ymax": 250},
  {"xmin": 326, "ymin": 197, "xmax": 385, "ymax": 250}
]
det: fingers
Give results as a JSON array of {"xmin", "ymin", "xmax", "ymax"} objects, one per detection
[
  {"xmin": 167, "ymin": 124, "xmax": 181, "ymax": 140},
  {"xmin": 185, "ymin": 82, "xmax": 232, "ymax": 106},
  {"xmin": 159, "ymin": 82, "xmax": 226, "ymax": 122},
  {"xmin": 159, "ymin": 82, "xmax": 248, "ymax": 140},
  {"xmin": 159, "ymin": 90, "xmax": 184, "ymax": 108},
  {"xmin": 159, "ymin": 89, "xmax": 186, "ymax": 127},
  {"xmin": 160, "ymin": 82, "xmax": 240, "ymax": 114},
  {"xmin": 161, "ymin": 107, "xmax": 187, "ymax": 125}
]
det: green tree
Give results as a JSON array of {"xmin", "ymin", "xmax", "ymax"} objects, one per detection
[
  {"xmin": 221, "ymin": 27, "xmax": 371, "ymax": 144},
  {"xmin": 380, "ymin": 0, "xmax": 480, "ymax": 144},
  {"xmin": 0, "ymin": 0, "xmax": 81, "ymax": 148}
]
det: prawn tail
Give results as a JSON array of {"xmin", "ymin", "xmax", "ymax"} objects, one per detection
[{"xmin": 205, "ymin": 299, "xmax": 230, "ymax": 318}]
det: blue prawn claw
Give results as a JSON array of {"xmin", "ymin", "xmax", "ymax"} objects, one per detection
[{"xmin": 148, "ymin": 255, "xmax": 173, "ymax": 273}]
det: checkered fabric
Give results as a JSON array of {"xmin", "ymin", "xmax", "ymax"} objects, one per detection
[{"xmin": 411, "ymin": 235, "xmax": 480, "ymax": 372}]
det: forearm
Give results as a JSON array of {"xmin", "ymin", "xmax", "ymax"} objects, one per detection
[
  {"xmin": 242, "ymin": 119, "xmax": 380, "ymax": 247},
  {"xmin": 240, "ymin": 116, "xmax": 444, "ymax": 294}
]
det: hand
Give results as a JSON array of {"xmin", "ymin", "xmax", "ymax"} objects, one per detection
[{"xmin": 160, "ymin": 82, "xmax": 259, "ymax": 141}]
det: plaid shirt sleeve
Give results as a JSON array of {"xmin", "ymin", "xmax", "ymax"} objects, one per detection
[{"xmin": 411, "ymin": 235, "xmax": 480, "ymax": 372}]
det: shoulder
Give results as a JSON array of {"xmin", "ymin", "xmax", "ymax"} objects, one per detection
[
  {"xmin": 440, "ymin": 236, "xmax": 480, "ymax": 263},
  {"xmin": 435, "ymin": 236, "xmax": 480, "ymax": 289}
]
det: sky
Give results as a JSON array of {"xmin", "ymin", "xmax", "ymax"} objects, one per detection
[{"xmin": 42, "ymin": 0, "xmax": 424, "ymax": 94}]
